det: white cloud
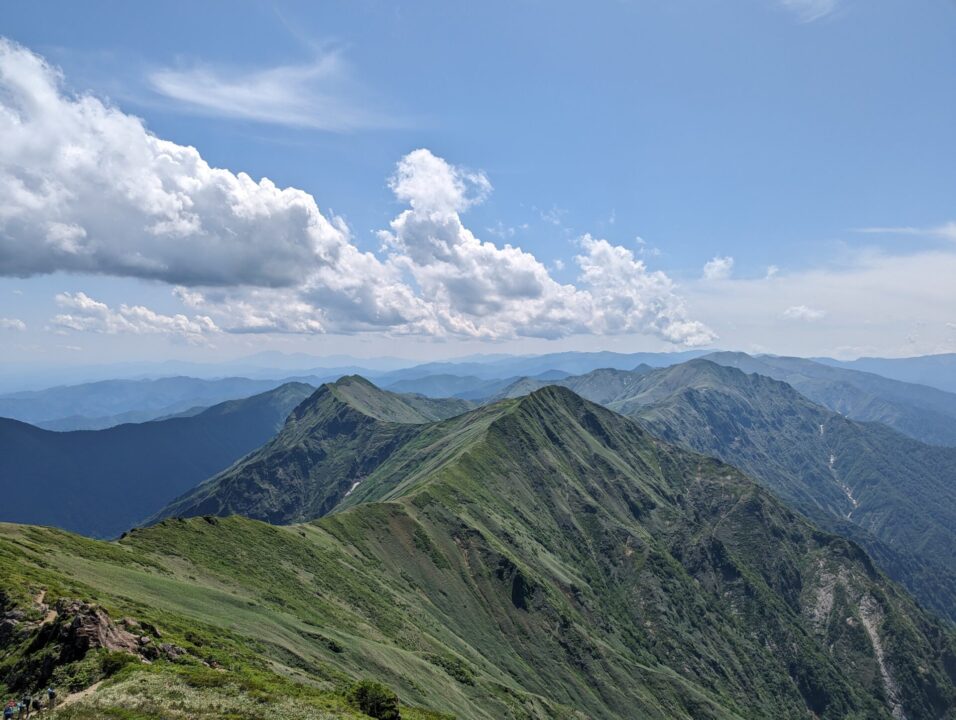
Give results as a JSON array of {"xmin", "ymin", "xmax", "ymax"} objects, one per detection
[
  {"xmin": 149, "ymin": 51, "xmax": 396, "ymax": 131},
  {"xmin": 0, "ymin": 38, "xmax": 374, "ymax": 289},
  {"xmin": 702, "ymin": 256, "xmax": 734, "ymax": 281},
  {"xmin": 853, "ymin": 222, "xmax": 956, "ymax": 242},
  {"xmin": 0, "ymin": 317, "xmax": 26, "ymax": 331},
  {"xmin": 1, "ymin": 41, "xmax": 713, "ymax": 346},
  {"xmin": 684, "ymin": 249, "xmax": 956, "ymax": 357},
  {"xmin": 538, "ymin": 205, "xmax": 568, "ymax": 227},
  {"xmin": 378, "ymin": 149, "xmax": 714, "ymax": 344},
  {"xmin": 779, "ymin": 0, "xmax": 839, "ymax": 23},
  {"xmin": 765, "ymin": 265, "xmax": 780, "ymax": 279},
  {"xmin": 0, "ymin": 39, "xmax": 422, "ymax": 332},
  {"xmin": 783, "ymin": 304, "xmax": 827, "ymax": 321},
  {"xmin": 52, "ymin": 291, "xmax": 219, "ymax": 343},
  {"xmin": 576, "ymin": 236, "xmax": 715, "ymax": 345}
]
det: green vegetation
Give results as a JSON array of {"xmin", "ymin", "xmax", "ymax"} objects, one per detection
[
  {"xmin": 2, "ymin": 383, "xmax": 953, "ymax": 718},
  {"xmin": 348, "ymin": 680, "xmax": 401, "ymax": 719},
  {"xmin": 152, "ymin": 376, "xmax": 471, "ymax": 525},
  {"xmin": 704, "ymin": 351, "xmax": 956, "ymax": 447},
  {"xmin": 498, "ymin": 359, "xmax": 956, "ymax": 622}
]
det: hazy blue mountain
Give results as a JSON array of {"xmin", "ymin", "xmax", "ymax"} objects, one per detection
[
  {"xmin": 385, "ymin": 370, "xmax": 571, "ymax": 400},
  {"xmin": 817, "ymin": 353, "xmax": 956, "ymax": 394},
  {"xmin": 0, "ymin": 375, "xmax": 293, "ymax": 430},
  {"xmin": 374, "ymin": 350, "xmax": 706, "ymax": 384},
  {"xmin": 0, "ymin": 382, "xmax": 314, "ymax": 538},
  {"xmin": 706, "ymin": 351, "xmax": 956, "ymax": 446}
]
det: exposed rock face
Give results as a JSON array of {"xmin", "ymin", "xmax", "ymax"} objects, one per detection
[
  {"xmin": 53, "ymin": 599, "xmax": 141, "ymax": 661},
  {"xmin": 1, "ymin": 596, "xmax": 185, "ymax": 693}
]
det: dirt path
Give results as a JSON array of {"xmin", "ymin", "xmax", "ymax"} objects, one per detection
[
  {"xmin": 49, "ymin": 681, "xmax": 103, "ymax": 714},
  {"xmin": 34, "ymin": 590, "xmax": 57, "ymax": 625}
]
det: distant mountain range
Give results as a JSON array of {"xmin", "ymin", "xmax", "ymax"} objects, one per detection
[
  {"xmin": 706, "ymin": 352, "xmax": 956, "ymax": 446},
  {"xmin": 0, "ymin": 376, "xmax": 292, "ymax": 430},
  {"xmin": 6, "ymin": 381, "xmax": 953, "ymax": 718},
  {"xmin": 818, "ymin": 352, "xmax": 956, "ymax": 394},
  {"xmin": 0, "ymin": 382, "xmax": 315, "ymax": 537},
  {"xmin": 495, "ymin": 360, "xmax": 956, "ymax": 622}
]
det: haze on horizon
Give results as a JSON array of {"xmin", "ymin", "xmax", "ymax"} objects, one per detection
[{"xmin": 1, "ymin": 0, "xmax": 955, "ymax": 366}]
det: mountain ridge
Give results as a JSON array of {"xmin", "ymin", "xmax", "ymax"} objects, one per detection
[
  {"xmin": 4, "ymin": 383, "xmax": 954, "ymax": 718},
  {"xmin": 493, "ymin": 359, "xmax": 956, "ymax": 622}
]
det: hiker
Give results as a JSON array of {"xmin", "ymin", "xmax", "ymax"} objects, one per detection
[
  {"xmin": 45, "ymin": 689, "xmax": 55, "ymax": 710},
  {"xmin": 19, "ymin": 695, "xmax": 29, "ymax": 719},
  {"xmin": 3, "ymin": 701, "xmax": 14, "ymax": 720}
]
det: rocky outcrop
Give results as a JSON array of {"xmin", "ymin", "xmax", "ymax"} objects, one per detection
[{"xmin": 1, "ymin": 595, "xmax": 186, "ymax": 693}]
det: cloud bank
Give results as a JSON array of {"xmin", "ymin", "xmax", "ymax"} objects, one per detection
[
  {"xmin": 52, "ymin": 292, "xmax": 218, "ymax": 343},
  {"xmin": 0, "ymin": 39, "xmax": 713, "ymax": 347}
]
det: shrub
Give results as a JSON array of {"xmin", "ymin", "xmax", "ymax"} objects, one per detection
[
  {"xmin": 100, "ymin": 650, "xmax": 138, "ymax": 677},
  {"xmin": 348, "ymin": 679, "xmax": 401, "ymax": 720}
]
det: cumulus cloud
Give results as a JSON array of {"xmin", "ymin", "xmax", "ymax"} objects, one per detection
[
  {"xmin": 783, "ymin": 305, "xmax": 827, "ymax": 321},
  {"xmin": 0, "ymin": 38, "xmax": 426, "ymax": 334},
  {"xmin": 0, "ymin": 41, "xmax": 713, "ymax": 346},
  {"xmin": 0, "ymin": 317, "xmax": 26, "ymax": 331},
  {"xmin": 51, "ymin": 292, "xmax": 219, "ymax": 343},
  {"xmin": 576, "ymin": 236, "xmax": 715, "ymax": 345},
  {"xmin": 379, "ymin": 149, "xmax": 714, "ymax": 344},
  {"xmin": 702, "ymin": 256, "xmax": 734, "ymax": 281},
  {"xmin": 149, "ymin": 51, "xmax": 397, "ymax": 131},
  {"xmin": 0, "ymin": 38, "xmax": 383, "ymax": 290}
]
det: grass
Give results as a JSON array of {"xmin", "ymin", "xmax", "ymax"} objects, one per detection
[{"xmin": 2, "ymin": 387, "xmax": 955, "ymax": 719}]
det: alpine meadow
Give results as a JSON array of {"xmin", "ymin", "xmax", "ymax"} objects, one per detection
[{"xmin": 1, "ymin": 3, "xmax": 955, "ymax": 719}]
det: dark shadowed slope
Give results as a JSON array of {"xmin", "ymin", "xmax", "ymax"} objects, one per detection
[
  {"xmin": 4, "ymin": 386, "xmax": 954, "ymax": 719},
  {"xmin": 706, "ymin": 351, "xmax": 956, "ymax": 447},
  {"xmin": 0, "ymin": 382, "xmax": 314, "ymax": 538}
]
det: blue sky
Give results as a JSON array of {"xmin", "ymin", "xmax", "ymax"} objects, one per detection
[{"xmin": 1, "ymin": 0, "xmax": 955, "ymax": 364}]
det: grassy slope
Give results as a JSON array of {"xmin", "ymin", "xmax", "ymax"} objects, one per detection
[
  {"xmin": 0, "ymin": 382, "xmax": 315, "ymax": 538},
  {"xmin": 3, "ymin": 388, "xmax": 954, "ymax": 719},
  {"xmin": 706, "ymin": 352, "xmax": 956, "ymax": 447},
  {"xmin": 152, "ymin": 377, "xmax": 474, "ymax": 525},
  {"xmin": 499, "ymin": 360, "xmax": 956, "ymax": 623}
]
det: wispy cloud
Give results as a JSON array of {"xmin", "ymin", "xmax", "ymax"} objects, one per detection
[
  {"xmin": 149, "ymin": 50, "xmax": 401, "ymax": 131},
  {"xmin": 853, "ymin": 222, "xmax": 956, "ymax": 242},
  {"xmin": 779, "ymin": 0, "xmax": 840, "ymax": 23}
]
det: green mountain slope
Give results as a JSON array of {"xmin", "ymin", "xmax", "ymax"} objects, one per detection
[
  {"xmin": 499, "ymin": 360, "xmax": 956, "ymax": 622},
  {"xmin": 706, "ymin": 351, "xmax": 956, "ymax": 447},
  {"xmin": 0, "ymin": 382, "xmax": 314, "ymax": 538},
  {"xmin": 153, "ymin": 377, "xmax": 470, "ymax": 524},
  {"xmin": 2, "ymin": 387, "xmax": 953, "ymax": 719}
]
